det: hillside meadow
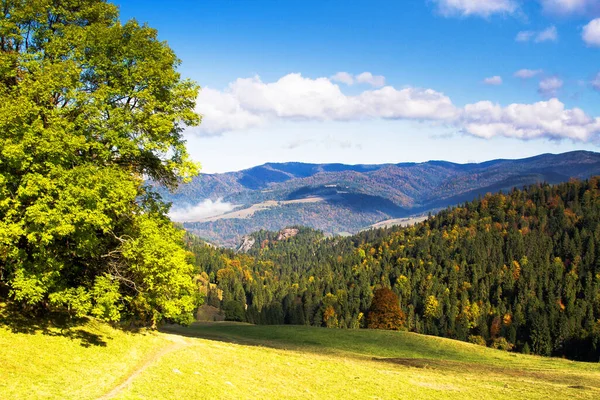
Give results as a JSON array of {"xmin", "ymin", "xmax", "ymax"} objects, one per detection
[{"xmin": 1, "ymin": 312, "xmax": 599, "ymax": 399}]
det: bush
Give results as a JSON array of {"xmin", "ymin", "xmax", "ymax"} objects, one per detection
[
  {"xmin": 468, "ymin": 335, "xmax": 487, "ymax": 347},
  {"xmin": 491, "ymin": 337, "xmax": 514, "ymax": 351}
]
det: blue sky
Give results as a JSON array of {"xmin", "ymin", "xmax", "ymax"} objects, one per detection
[{"xmin": 117, "ymin": 0, "xmax": 600, "ymax": 173}]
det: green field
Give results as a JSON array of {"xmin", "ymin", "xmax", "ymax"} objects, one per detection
[{"xmin": 1, "ymin": 318, "xmax": 599, "ymax": 399}]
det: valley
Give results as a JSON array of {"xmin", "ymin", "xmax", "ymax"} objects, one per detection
[
  {"xmin": 197, "ymin": 196, "xmax": 328, "ymax": 222},
  {"xmin": 4, "ymin": 1, "xmax": 600, "ymax": 399},
  {"xmin": 160, "ymin": 151, "xmax": 600, "ymax": 246}
]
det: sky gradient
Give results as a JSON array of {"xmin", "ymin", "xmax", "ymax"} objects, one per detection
[{"xmin": 117, "ymin": 0, "xmax": 600, "ymax": 173}]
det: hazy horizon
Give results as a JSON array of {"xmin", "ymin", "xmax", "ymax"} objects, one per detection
[{"xmin": 194, "ymin": 149, "xmax": 597, "ymax": 175}]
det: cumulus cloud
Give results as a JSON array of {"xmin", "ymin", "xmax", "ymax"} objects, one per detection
[
  {"xmin": 538, "ymin": 77, "xmax": 564, "ymax": 97},
  {"xmin": 195, "ymin": 73, "xmax": 457, "ymax": 135},
  {"xmin": 354, "ymin": 86, "xmax": 457, "ymax": 119},
  {"xmin": 355, "ymin": 72, "xmax": 386, "ymax": 87},
  {"xmin": 432, "ymin": 0, "xmax": 598, "ymax": 19},
  {"xmin": 516, "ymin": 26, "xmax": 558, "ymax": 43},
  {"xmin": 331, "ymin": 71, "xmax": 385, "ymax": 87},
  {"xmin": 514, "ymin": 69, "xmax": 544, "ymax": 79},
  {"xmin": 539, "ymin": 0, "xmax": 599, "ymax": 15},
  {"xmin": 583, "ymin": 18, "xmax": 600, "ymax": 47},
  {"xmin": 193, "ymin": 72, "xmax": 600, "ymax": 144},
  {"xmin": 483, "ymin": 76, "xmax": 503, "ymax": 85},
  {"xmin": 169, "ymin": 199, "xmax": 235, "ymax": 222},
  {"xmin": 331, "ymin": 72, "xmax": 354, "ymax": 85},
  {"xmin": 460, "ymin": 99, "xmax": 600, "ymax": 141},
  {"xmin": 194, "ymin": 87, "xmax": 265, "ymax": 135},
  {"xmin": 433, "ymin": 0, "xmax": 518, "ymax": 17}
]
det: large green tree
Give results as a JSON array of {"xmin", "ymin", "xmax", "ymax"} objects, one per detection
[{"xmin": 0, "ymin": 0, "xmax": 201, "ymax": 326}]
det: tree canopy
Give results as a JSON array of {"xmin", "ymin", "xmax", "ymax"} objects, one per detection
[
  {"xmin": 0, "ymin": 0, "xmax": 201, "ymax": 326},
  {"xmin": 367, "ymin": 288, "xmax": 405, "ymax": 330},
  {"xmin": 186, "ymin": 179, "xmax": 600, "ymax": 361}
]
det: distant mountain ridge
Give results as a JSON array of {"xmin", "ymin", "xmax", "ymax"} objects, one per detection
[{"xmin": 158, "ymin": 151, "xmax": 600, "ymax": 246}]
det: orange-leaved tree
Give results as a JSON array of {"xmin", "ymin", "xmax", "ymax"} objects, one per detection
[{"xmin": 367, "ymin": 288, "xmax": 405, "ymax": 330}]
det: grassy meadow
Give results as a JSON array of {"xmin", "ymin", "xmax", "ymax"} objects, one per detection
[
  {"xmin": 0, "ymin": 316, "xmax": 168, "ymax": 399},
  {"xmin": 1, "ymin": 315, "xmax": 599, "ymax": 399}
]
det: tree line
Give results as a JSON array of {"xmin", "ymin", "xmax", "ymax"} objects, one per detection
[{"xmin": 187, "ymin": 179, "xmax": 600, "ymax": 361}]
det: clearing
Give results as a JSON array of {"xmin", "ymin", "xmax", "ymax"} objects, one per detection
[
  {"xmin": 364, "ymin": 215, "xmax": 429, "ymax": 230},
  {"xmin": 1, "ymin": 318, "xmax": 599, "ymax": 399},
  {"xmin": 198, "ymin": 197, "xmax": 326, "ymax": 222}
]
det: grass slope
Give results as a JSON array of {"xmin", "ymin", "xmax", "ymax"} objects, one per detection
[
  {"xmin": 0, "ymin": 318, "xmax": 168, "ymax": 399},
  {"xmin": 1, "ymin": 319, "xmax": 600, "ymax": 399}
]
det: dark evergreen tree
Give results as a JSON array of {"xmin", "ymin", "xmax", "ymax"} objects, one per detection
[{"xmin": 184, "ymin": 178, "xmax": 600, "ymax": 361}]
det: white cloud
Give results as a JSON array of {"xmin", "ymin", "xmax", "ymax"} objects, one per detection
[
  {"xmin": 193, "ymin": 72, "xmax": 600, "ymax": 144},
  {"xmin": 516, "ymin": 31, "xmax": 535, "ymax": 42},
  {"xmin": 514, "ymin": 69, "xmax": 543, "ymax": 79},
  {"xmin": 195, "ymin": 73, "xmax": 457, "ymax": 135},
  {"xmin": 539, "ymin": 0, "xmax": 598, "ymax": 15},
  {"xmin": 194, "ymin": 87, "xmax": 265, "ymax": 135},
  {"xmin": 355, "ymin": 72, "xmax": 386, "ymax": 87},
  {"xmin": 516, "ymin": 26, "xmax": 558, "ymax": 43},
  {"xmin": 432, "ymin": 0, "xmax": 597, "ymax": 19},
  {"xmin": 460, "ymin": 98, "xmax": 600, "ymax": 141},
  {"xmin": 538, "ymin": 77, "xmax": 564, "ymax": 97},
  {"xmin": 331, "ymin": 72, "xmax": 354, "ymax": 85},
  {"xmin": 331, "ymin": 71, "xmax": 385, "ymax": 87},
  {"xmin": 483, "ymin": 76, "xmax": 503, "ymax": 85},
  {"xmin": 535, "ymin": 26, "xmax": 558, "ymax": 42},
  {"xmin": 583, "ymin": 18, "xmax": 600, "ymax": 47},
  {"xmin": 169, "ymin": 199, "xmax": 235, "ymax": 222},
  {"xmin": 433, "ymin": 0, "xmax": 518, "ymax": 17},
  {"xmin": 355, "ymin": 86, "xmax": 457, "ymax": 119},
  {"xmin": 592, "ymin": 72, "xmax": 600, "ymax": 90}
]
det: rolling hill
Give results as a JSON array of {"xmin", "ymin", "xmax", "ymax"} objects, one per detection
[
  {"xmin": 2, "ymin": 315, "xmax": 599, "ymax": 399},
  {"xmin": 158, "ymin": 151, "xmax": 600, "ymax": 246}
]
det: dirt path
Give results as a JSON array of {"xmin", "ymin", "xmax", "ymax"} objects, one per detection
[{"xmin": 98, "ymin": 334, "xmax": 191, "ymax": 400}]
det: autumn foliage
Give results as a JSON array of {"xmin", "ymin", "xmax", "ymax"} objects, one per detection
[{"xmin": 367, "ymin": 288, "xmax": 405, "ymax": 330}]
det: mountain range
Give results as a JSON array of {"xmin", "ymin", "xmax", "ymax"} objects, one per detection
[{"xmin": 157, "ymin": 151, "xmax": 600, "ymax": 246}]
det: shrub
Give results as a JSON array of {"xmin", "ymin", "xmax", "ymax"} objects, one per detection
[
  {"xmin": 468, "ymin": 335, "xmax": 487, "ymax": 347},
  {"xmin": 491, "ymin": 337, "xmax": 514, "ymax": 351}
]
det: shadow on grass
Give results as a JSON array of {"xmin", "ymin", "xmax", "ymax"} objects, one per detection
[
  {"xmin": 160, "ymin": 322, "xmax": 471, "ymax": 361},
  {"xmin": 0, "ymin": 302, "xmax": 109, "ymax": 347},
  {"xmin": 160, "ymin": 321, "xmax": 484, "ymax": 367},
  {"xmin": 160, "ymin": 322, "xmax": 600, "ymax": 390},
  {"xmin": 160, "ymin": 322, "xmax": 329, "ymax": 357}
]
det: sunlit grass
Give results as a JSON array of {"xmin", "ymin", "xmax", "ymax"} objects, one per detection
[
  {"xmin": 121, "ymin": 323, "xmax": 600, "ymax": 399},
  {"xmin": 1, "ymin": 316, "xmax": 599, "ymax": 400},
  {"xmin": 0, "ymin": 315, "xmax": 167, "ymax": 400}
]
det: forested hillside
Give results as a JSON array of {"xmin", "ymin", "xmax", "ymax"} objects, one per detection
[
  {"xmin": 163, "ymin": 151, "xmax": 600, "ymax": 246},
  {"xmin": 187, "ymin": 178, "xmax": 600, "ymax": 361}
]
